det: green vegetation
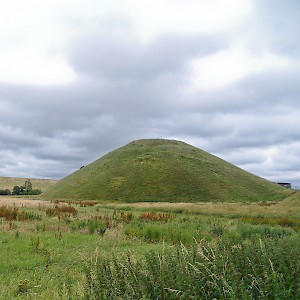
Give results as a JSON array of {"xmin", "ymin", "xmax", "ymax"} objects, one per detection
[
  {"xmin": 43, "ymin": 139, "xmax": 291, "ymax": 202},
  {"xmin": 1, "ymin": 139, "xmax": 298, "ymax": 299},
  {"xmin": 0, "ymin": 189, "xmax": 11, "ymax": 195},
  {"xmin": 86, "ymin": 237, "xmax": 300, "ymax": 300},
  {"xmin": 0, "ymin": 177, "xmax": 57, "ymax": 194},
  {"xmin": 1, "ymin": 195, "xmax": 300, "ymax": 299},
  {"xmin": 12, "ymin": 179, "xmax": 43, "ymax": 195}
]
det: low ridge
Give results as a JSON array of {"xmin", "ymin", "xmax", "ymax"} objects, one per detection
[
  {"xmin": 0, "ymin": 177, "xmax": 57, "ymax": 192},
  {"xmin": 43, "ymin": 139, "xmax": 291, "ymax": 202}
]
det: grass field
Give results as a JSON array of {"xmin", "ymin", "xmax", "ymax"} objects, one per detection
[{"xmin": 1, "ymin": 193, "xmax": 300, "ymax": 299}]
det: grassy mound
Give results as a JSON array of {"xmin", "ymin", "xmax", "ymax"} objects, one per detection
[{"xmin": 43, "ymin": 139, "xmax": 291, "ymax": 202}]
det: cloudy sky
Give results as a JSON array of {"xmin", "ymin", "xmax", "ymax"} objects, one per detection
[{"xmin": 1, "ymin": 0, "xmax": 300, "ymax": 186}]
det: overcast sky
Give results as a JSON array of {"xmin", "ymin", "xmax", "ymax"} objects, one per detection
[{"xmin": 1, "ymin": 0, "xmax": 300, "ymax": 187}]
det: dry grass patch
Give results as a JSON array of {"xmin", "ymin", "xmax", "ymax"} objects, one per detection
[
  {"xmin": 0, "ymin": 197, "xmax": 51, "ymax": 207},
  {"xmin": 109, "ymin": 196, "xmax": 300, "ymax": 218}
]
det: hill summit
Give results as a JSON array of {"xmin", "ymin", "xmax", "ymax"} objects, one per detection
[{"xmin": 43, "ymin": 139, "xmax": 291, "ymax": 202}]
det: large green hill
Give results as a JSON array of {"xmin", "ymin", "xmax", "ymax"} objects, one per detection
[{"xmin": 43, "ymin": 139, "xmax": 292, "ymax": 202}]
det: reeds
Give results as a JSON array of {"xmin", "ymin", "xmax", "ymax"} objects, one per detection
[
  {"xmin": 85, "ymin": 236, "xmax": 300, "ymax": 299},
  {"xmin": 140, "ymin": 212, "xmax": 172, "ymax": 222}
]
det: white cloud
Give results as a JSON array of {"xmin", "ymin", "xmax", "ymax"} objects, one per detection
[
  {"xmin": 0, "ymin": 48, "xmax": 77, "ymax": 85},
  {"xmin": 124, "ymin": 0, "xmax": 253, "ymax": 42},
  {"xmin": 0, "ymin": 0, "xmax": 80, "ymax": 85},
  {"xmin": 0, "ymin": 0, "xmax": 254, "ymax": 85},
  {"xmin": 189, "ymin": 45, "xmax": 292, "ymax": 90}
]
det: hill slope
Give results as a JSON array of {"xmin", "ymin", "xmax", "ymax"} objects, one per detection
[
  {"xmin": 0, "ymin": 177, "xmax": 57, "ymax": 193},
  {"xmin": 43, "ymin": 139, "xmax": 292, "ymax": 202}
]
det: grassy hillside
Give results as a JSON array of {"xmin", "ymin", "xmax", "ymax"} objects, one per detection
[
  {"xmin": 0, "ymin": 176, "xmax": 57, "ymax": 193},
  {"xmin": 43, "ymin": 139, "xmax": 292, "ymax": 202}
]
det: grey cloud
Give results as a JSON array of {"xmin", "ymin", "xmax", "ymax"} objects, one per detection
[
  {"xmin": 215, "ymin": 143, "xmax": 300, "ymax": 185},
  {"xmin": 238, "ymin": 68, "xmax": 300, "ymax": 108},
  {"xmin": 69, "ymin": 32, "xmax": 225, "ymax": 81},
  {"xmin": 1, "ymin": 2, "xmax": 300, "ymax": 187},
  {"xmin": 255, "ymin": 0, "xmax": 300, "ymax": 57}
]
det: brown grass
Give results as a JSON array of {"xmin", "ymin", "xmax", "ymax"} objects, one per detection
[
  {"xmin": 140, "ymin": 212, "xmax": 172, "ymax": 222},
  {"xmin": 46, "ymin": 205, "xmax": 78, "ymax": 218},
  {"xmin": 0, "ymin": 197, "xmax": 51, "ymax": 207},
  {"xmin": 107, "ymin": 194, "xmax": 300, "ymax": 218}
]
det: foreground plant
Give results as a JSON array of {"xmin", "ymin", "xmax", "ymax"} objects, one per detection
[{"xmin": 85, "ymin": 236, "xmax": 300, "ymax": 300}]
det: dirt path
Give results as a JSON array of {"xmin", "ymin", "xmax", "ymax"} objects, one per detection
[{"xmin": 0, "ymin": 197, "xmax": 51, "ymax": 207}]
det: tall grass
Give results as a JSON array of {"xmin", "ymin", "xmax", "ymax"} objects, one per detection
[
  {"xmin": 124, "ymin": 221, "xmax": 204, "ymax": 244},
  {"xmin": 85, "ymin": 236, "xmax": 300, "ymax": 300},
  {"xmin": 241, "ymin": 216, "xmax": 300, "ymax": 231}
]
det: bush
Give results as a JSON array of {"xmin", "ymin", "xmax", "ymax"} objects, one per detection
[
  {"xmin": 0, "ymin": 189, "xmax": 11, "ymax": 195},
  {"xmin": 30, "ymin": 189, "xmax": 42, "ymax": 195}
]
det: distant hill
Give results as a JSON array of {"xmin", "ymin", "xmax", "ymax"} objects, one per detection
[
  {"xmin": 0, "ymin": 177, "xmax": 57, "ymax": 193},
  {"xmin": 43, "ymin": 139, "xmax": 292, "ymax": 202}
]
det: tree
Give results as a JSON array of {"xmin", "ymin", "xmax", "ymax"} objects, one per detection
[
  {"xmin": 24, "ymin": 179, "xmax": 33, "ymax": 194},
  {"xmin": 0, "ymin": 189, "xmax": 11, "ymax": 195},
  {"xmin": 12, "ymin": 180, "xmax": 41, "ymax": 195},
  {"xmin": 12, "ymin": 186, "xmax": 21, "ymax": 195}
]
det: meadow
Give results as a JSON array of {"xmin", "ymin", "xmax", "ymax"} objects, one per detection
[{"xmin": 0, "ymin": 194, "xmax": 300, "ymax": 299}]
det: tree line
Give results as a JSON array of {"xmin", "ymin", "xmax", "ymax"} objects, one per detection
[{"xmin": 0, "ymin": 179, "xmax": 42, "ymax": 195}]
